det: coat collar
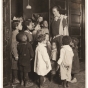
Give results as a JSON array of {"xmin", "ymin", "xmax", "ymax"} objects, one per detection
[
  {"xmin": 62, "ymin": 45, "xmax": 72, "ymax": 51},
  {"xmin": 38, "ymin": 42, "xmax": 46, "ymax": 47},
  {"xmin": 25, "ymin": 30, "xmax": 32, "ymax": 34}
]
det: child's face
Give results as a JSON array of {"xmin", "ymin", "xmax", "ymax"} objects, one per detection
[
  {"xmin": 38, "ymin": 17, "xmax": 43, "ymax": 22},
  {"xmin": 43, "ymin": 21, "xmax": 48, "ymax": 27},
  {"xmin": 17, "ymin": 22, "xmax": 22, "ymax": 30},
  {"xmin": 19, "ymin": 17, "xmax": 23, "ymax": 23},
  {"xmin": 70, "ymin": 41, "xmax": 74, "ymax": 47},
  {"xmin": 22, "ymin": 35, "xmax": 27, "ymax": 42},
  {"xmin": 27, "ymin": 22, "xmax": 34, "ymax": 31},
  {"xmin": 45, "ymin": 34, "xmax": 49, "ymax": 41},
  {"xmin": 52, "ymin": 42, "xmax": 56, "ymax": 49}
]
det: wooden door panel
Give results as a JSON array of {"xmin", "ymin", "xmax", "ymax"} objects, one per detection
[
  {"xmin": 71, "ymin": 11, "xmax": 81, "ymax": 15},
  {"xmin": 71, "ymin": 15, "xmax": 80, "ymax": 23},
  {"xmin": 70, "ymin": 2, "xmax": 81, "ymax": 10},
  {"xmin": 69, "ymin": 0, "xmax": 83, "ymax": 59},
  {"xmin": 70, "ymin": 27, "xmax": 81, "ymax": 35},
  {"xmin": 71, "ymin": 0, "xmax": 82, "ymax": 3}
]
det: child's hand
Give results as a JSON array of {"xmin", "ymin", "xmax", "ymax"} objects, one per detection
[
  {"xmin": 15, "ymin": 57, "xmax": 18, "ymax": 61},
  {"xmin": 56, "ymin": 65, "xmax": 59, "ymax": 71}
]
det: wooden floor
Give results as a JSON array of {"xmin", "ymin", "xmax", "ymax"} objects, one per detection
[{"xmin": 4, "ymin": 62, "xmax": 85, "ymax": 88}]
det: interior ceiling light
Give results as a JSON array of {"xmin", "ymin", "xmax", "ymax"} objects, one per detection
[{"xmin": 26, "ymin": 0, "xmax": 31, "ymax": 9}]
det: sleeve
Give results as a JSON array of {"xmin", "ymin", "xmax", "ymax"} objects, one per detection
[
  {"xmin": 57, "ymin": 48, "xmax": 65, "ymax": 65},
  {"xmin": 41, "ymin": 47, "xmax": 50, "ymax": 63},
  {"xmin": 29, "ymin": 43, "xmax": 34, "ymax": 58},
  {"xmin": 11, "ymin": 32, "xmax": 18, "ymax": 58}
]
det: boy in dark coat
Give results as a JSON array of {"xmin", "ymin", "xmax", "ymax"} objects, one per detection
[{"xmin": 17, "ymin": 32, "xmax": 34, "ymax": 87}]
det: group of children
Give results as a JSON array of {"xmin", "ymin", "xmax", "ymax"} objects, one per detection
[{"xmin": 11, "ymin": 15, "xmax": 79, "ymax": 88}]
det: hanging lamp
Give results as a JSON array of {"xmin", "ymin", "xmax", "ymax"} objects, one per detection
[{"xmin": 26, "ymin": 0, "xmax": 31, "ymax": 9}]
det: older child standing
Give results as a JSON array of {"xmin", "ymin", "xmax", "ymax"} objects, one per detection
[
  {"xmin": 34, "ymin": 31, "xmax": 51, "ymax": 88},
  {"xmin": 70, "ymin": 37, "xmax": 80, "ymax": 83},
  {"xmin": 17, "ymin": 33, "xmax": 34, "ymax": 87},
  {"xmin": 11, "ymin": 20, "xmax": 22, "ymax": 84},
  {"xmin": 57, "ymin": 36, "xmax": 74, "ymax": 88}
]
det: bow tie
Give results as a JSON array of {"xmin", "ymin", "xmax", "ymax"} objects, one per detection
[{"xmin": 54, "ymin": 16, "xmax": 60, "ymax": 21}]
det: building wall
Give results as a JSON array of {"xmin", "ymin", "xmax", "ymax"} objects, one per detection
[
  {"xmin": 23, "ymin": 0, "xmax": 49, "ymax": 19},
  {"xmin": 11, "ymin": 0, "xmax": 23, "ymax": 18}
]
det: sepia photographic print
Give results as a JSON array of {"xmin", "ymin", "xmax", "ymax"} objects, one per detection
[{"xmin": 3, "ymin": 0, "xmax": 85, "ymax": 88}]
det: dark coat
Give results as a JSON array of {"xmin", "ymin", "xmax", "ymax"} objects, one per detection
[
  {"xmin": 17, "ymin": 42, "xmax": 34, "ymax": 68},
  {"xmin": 72, "ymin": 47, "xmax": 79, "ymax": 74}
]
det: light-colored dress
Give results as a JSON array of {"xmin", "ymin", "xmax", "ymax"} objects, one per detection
[
  {"xmin": 41, "ymin": 28, "xmax": 49, "ymax": 34},
  {"xmin": 34, "ymin": 43, "xmax": 52, "ymax": 76},
  {"xmin": 57, "ymin": 45, "xmax": 74, "ymax": 81}
]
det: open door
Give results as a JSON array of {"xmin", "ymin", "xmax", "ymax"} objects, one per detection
[
  {"xmin": 68, "ymin": 0, "xmax": 85, "ymax": 60},
  {"xmin": 3, "ymin": 0, "xmax": 12, "ymax": 86}
]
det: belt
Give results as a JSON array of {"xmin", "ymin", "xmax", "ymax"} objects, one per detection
[{"xmin": 53, "ymin": 34, "xmax": 61, "ymax": 39}]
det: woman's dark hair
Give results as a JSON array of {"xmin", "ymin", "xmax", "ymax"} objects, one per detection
[
  {"xmin": 12, "ymin": 20, "xmax": 20, "ymax": 30},
  {"xmin": 24, "ymin": 19, "xmax": 32, "ymax": 30},
  {"xmin": 32, "ymin": 14, "xmax": 40, "ymax": 22},
  {"xmin": 62, "ymin": 36, "xmax": 71, "ymax": 45}
]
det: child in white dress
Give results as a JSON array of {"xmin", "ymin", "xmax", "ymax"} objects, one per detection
[
  {"xmin": 57, "ymin": 36, "xmax": 74, "ymax": 88},
  {"xmin": 34, "ymin": 31, "xmax": 51, "ymax": 88}
]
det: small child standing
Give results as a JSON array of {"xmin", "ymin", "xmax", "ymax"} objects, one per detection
[
  {"xmin": 34, "ymin": 31, "xmax": 51, "ymax": 88},
  {"xmin": 45, "ymin": 33, "xmax": 51, "ymax": 58},
  {"xmin": 50, "ymin": 41, "xmax": 57, "ymax": 82},
  {"xmin": 11, "ymin": 20, "xmax": 23, "ymax": 84},
  {"xmin": 70, "ymin": 37, "xmax": 80, "ymax": 83},
  {"xmin": 57, "ymin": 36, "xmax": 74, "ymax": 88},
  {"xmin": 17, "ymin": 33, "xmax": 34, "ymax": 87}
]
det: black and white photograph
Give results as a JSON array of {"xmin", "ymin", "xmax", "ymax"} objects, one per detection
[{"xmin": 3, "ymin": 0, "xmax": 85, "ymax": 88}]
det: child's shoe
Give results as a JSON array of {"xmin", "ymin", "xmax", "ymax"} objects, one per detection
[
  {"xmin": 66, "ymin": 81, "xmax": 69, "ymax": 87},
  {"xmin": 70, "ymin": 78, "xmax": 77, "ymax": 83},
  {"xmin": 43, "ymin": 77, "xmax": 46, "ymax": 83},
  {"xmin": 62, "ymin": 80, "xmax": 66, "ymax": 88},
  {"xmin": 21, "ymin": 80, "xmax": 24, "ymax": 86},
  {"xmin": 25, "ymin": 81, "xmax": 33, "ymax": 87},
  {"xmin": 13, "ymin": 78, "xmax": 20, "ymax": 84}
]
